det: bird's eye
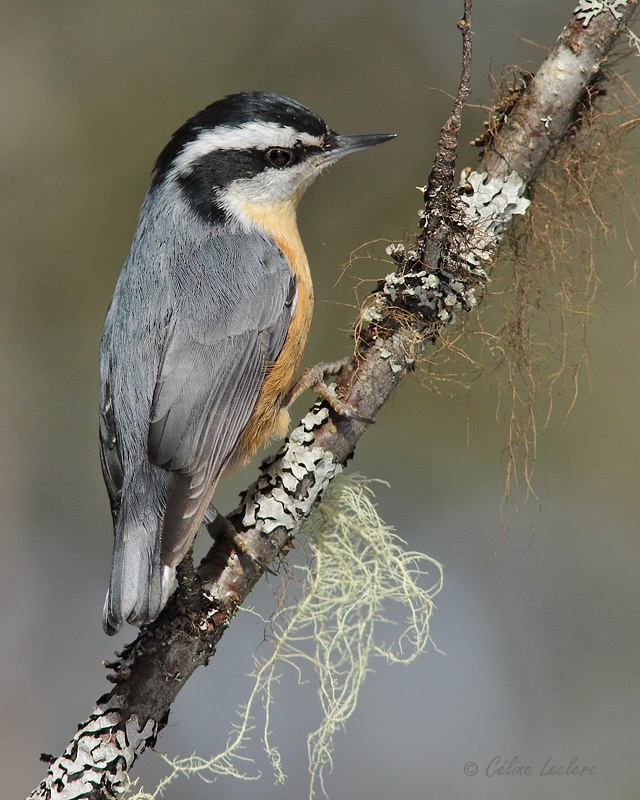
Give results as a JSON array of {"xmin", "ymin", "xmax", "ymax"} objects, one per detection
[{"xmin": 265, "ymin": 147, "xmax": 294, "ymax": 168}]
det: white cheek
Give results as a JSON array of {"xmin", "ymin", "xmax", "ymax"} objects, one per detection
[{"xmin": 225, "ymin": 163, "xmax": 318, "ymax": 207}]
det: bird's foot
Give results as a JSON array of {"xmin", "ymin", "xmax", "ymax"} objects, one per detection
[{"xmin": 283, "ymin": 357, "xmax": 375, "ymax": 424}]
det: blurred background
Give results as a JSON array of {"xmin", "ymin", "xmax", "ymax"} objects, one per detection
[{"xmin": 2, "ymin": 1, "xmax": 640, "ymax": 798}]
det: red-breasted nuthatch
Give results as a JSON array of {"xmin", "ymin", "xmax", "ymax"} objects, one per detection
[{"xmin": 99, "ymin": 91, "xmax": 395, "ymax": 634}]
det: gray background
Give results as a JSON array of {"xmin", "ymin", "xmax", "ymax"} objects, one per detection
[{"xmin": 2, "ymin": 1, "xmax": 640, "ymax": 798}]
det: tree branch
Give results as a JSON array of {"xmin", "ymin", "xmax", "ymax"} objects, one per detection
[{"xmin": 30, "ymin": 2, "xmax": 638, "ymax": 798}]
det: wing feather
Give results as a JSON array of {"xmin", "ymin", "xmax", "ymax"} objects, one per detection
[{"xmin": 146, "ymin": 231, "xmax": 295, "ymax": 564}]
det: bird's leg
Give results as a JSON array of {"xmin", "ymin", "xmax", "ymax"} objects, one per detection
[
  {"xmin": 206, "ymin": 507, "xmax": 276, "ymax": 576},
  {"xmin": 282, "ymin": 357, "xmax": 375, "ymax": 424}
]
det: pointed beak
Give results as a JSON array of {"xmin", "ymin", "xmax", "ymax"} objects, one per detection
[{"xmin": 320, "ymin": 131, "xmax": 397, "ymax": 163}]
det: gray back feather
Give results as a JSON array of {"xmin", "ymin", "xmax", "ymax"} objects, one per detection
[{"xmin": 100, "ymin": 184, "xmax": 295, "ymax": 631}]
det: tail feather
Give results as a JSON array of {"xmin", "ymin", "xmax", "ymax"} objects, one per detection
[
  {"xmin": 160, "ymin": 470, "xmax": 220, "ymax": 568},
  {"xmin": 103, "ymin": 468, "xmax": 174, "ymax": 635}
]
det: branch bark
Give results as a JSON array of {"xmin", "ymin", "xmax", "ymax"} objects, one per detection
[{"xmin": 30, "ymin": 2, "xmax": 638, "ymax": 798}]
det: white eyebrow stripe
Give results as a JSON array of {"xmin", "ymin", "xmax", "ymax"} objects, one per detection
[{"xmin": 169, "ymin": 121, "xmax": 324, "ymax": 176}]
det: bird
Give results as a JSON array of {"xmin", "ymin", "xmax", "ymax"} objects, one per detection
[{"xmin": 99, "ymin": 91, "xmax": 395, "ymax": 634}]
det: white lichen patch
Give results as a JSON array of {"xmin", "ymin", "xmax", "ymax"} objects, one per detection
[
  {"xmin": 457, "ymin": 169, "xmax": 530, "ymax": 271},
  {"xmin": 238, "ymin": 407, "xmax": 341, "ymax": 536},
  {"xmin": 377, "ymin": 169, "xmax": 530, "ymax": 332},
  {"xmin": 31, "ymin": 698, "xmax": 157, "ymax": 800},
  {"xmin": 574, "ymin": 0, "xmax": 630, "ymax": 27},
  {"xmin": 381, "ymin": 262, "xmax": 479, "ymax": 326}
]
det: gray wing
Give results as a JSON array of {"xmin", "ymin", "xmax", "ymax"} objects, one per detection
[{"xmin": 147, "ymin": 231, "xmax": 296, "ymax": 566}]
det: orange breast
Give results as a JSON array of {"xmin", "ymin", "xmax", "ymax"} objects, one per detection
[{"xmin": 231, "ymin": 200, "xmax": 314, "ymax": 466}]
